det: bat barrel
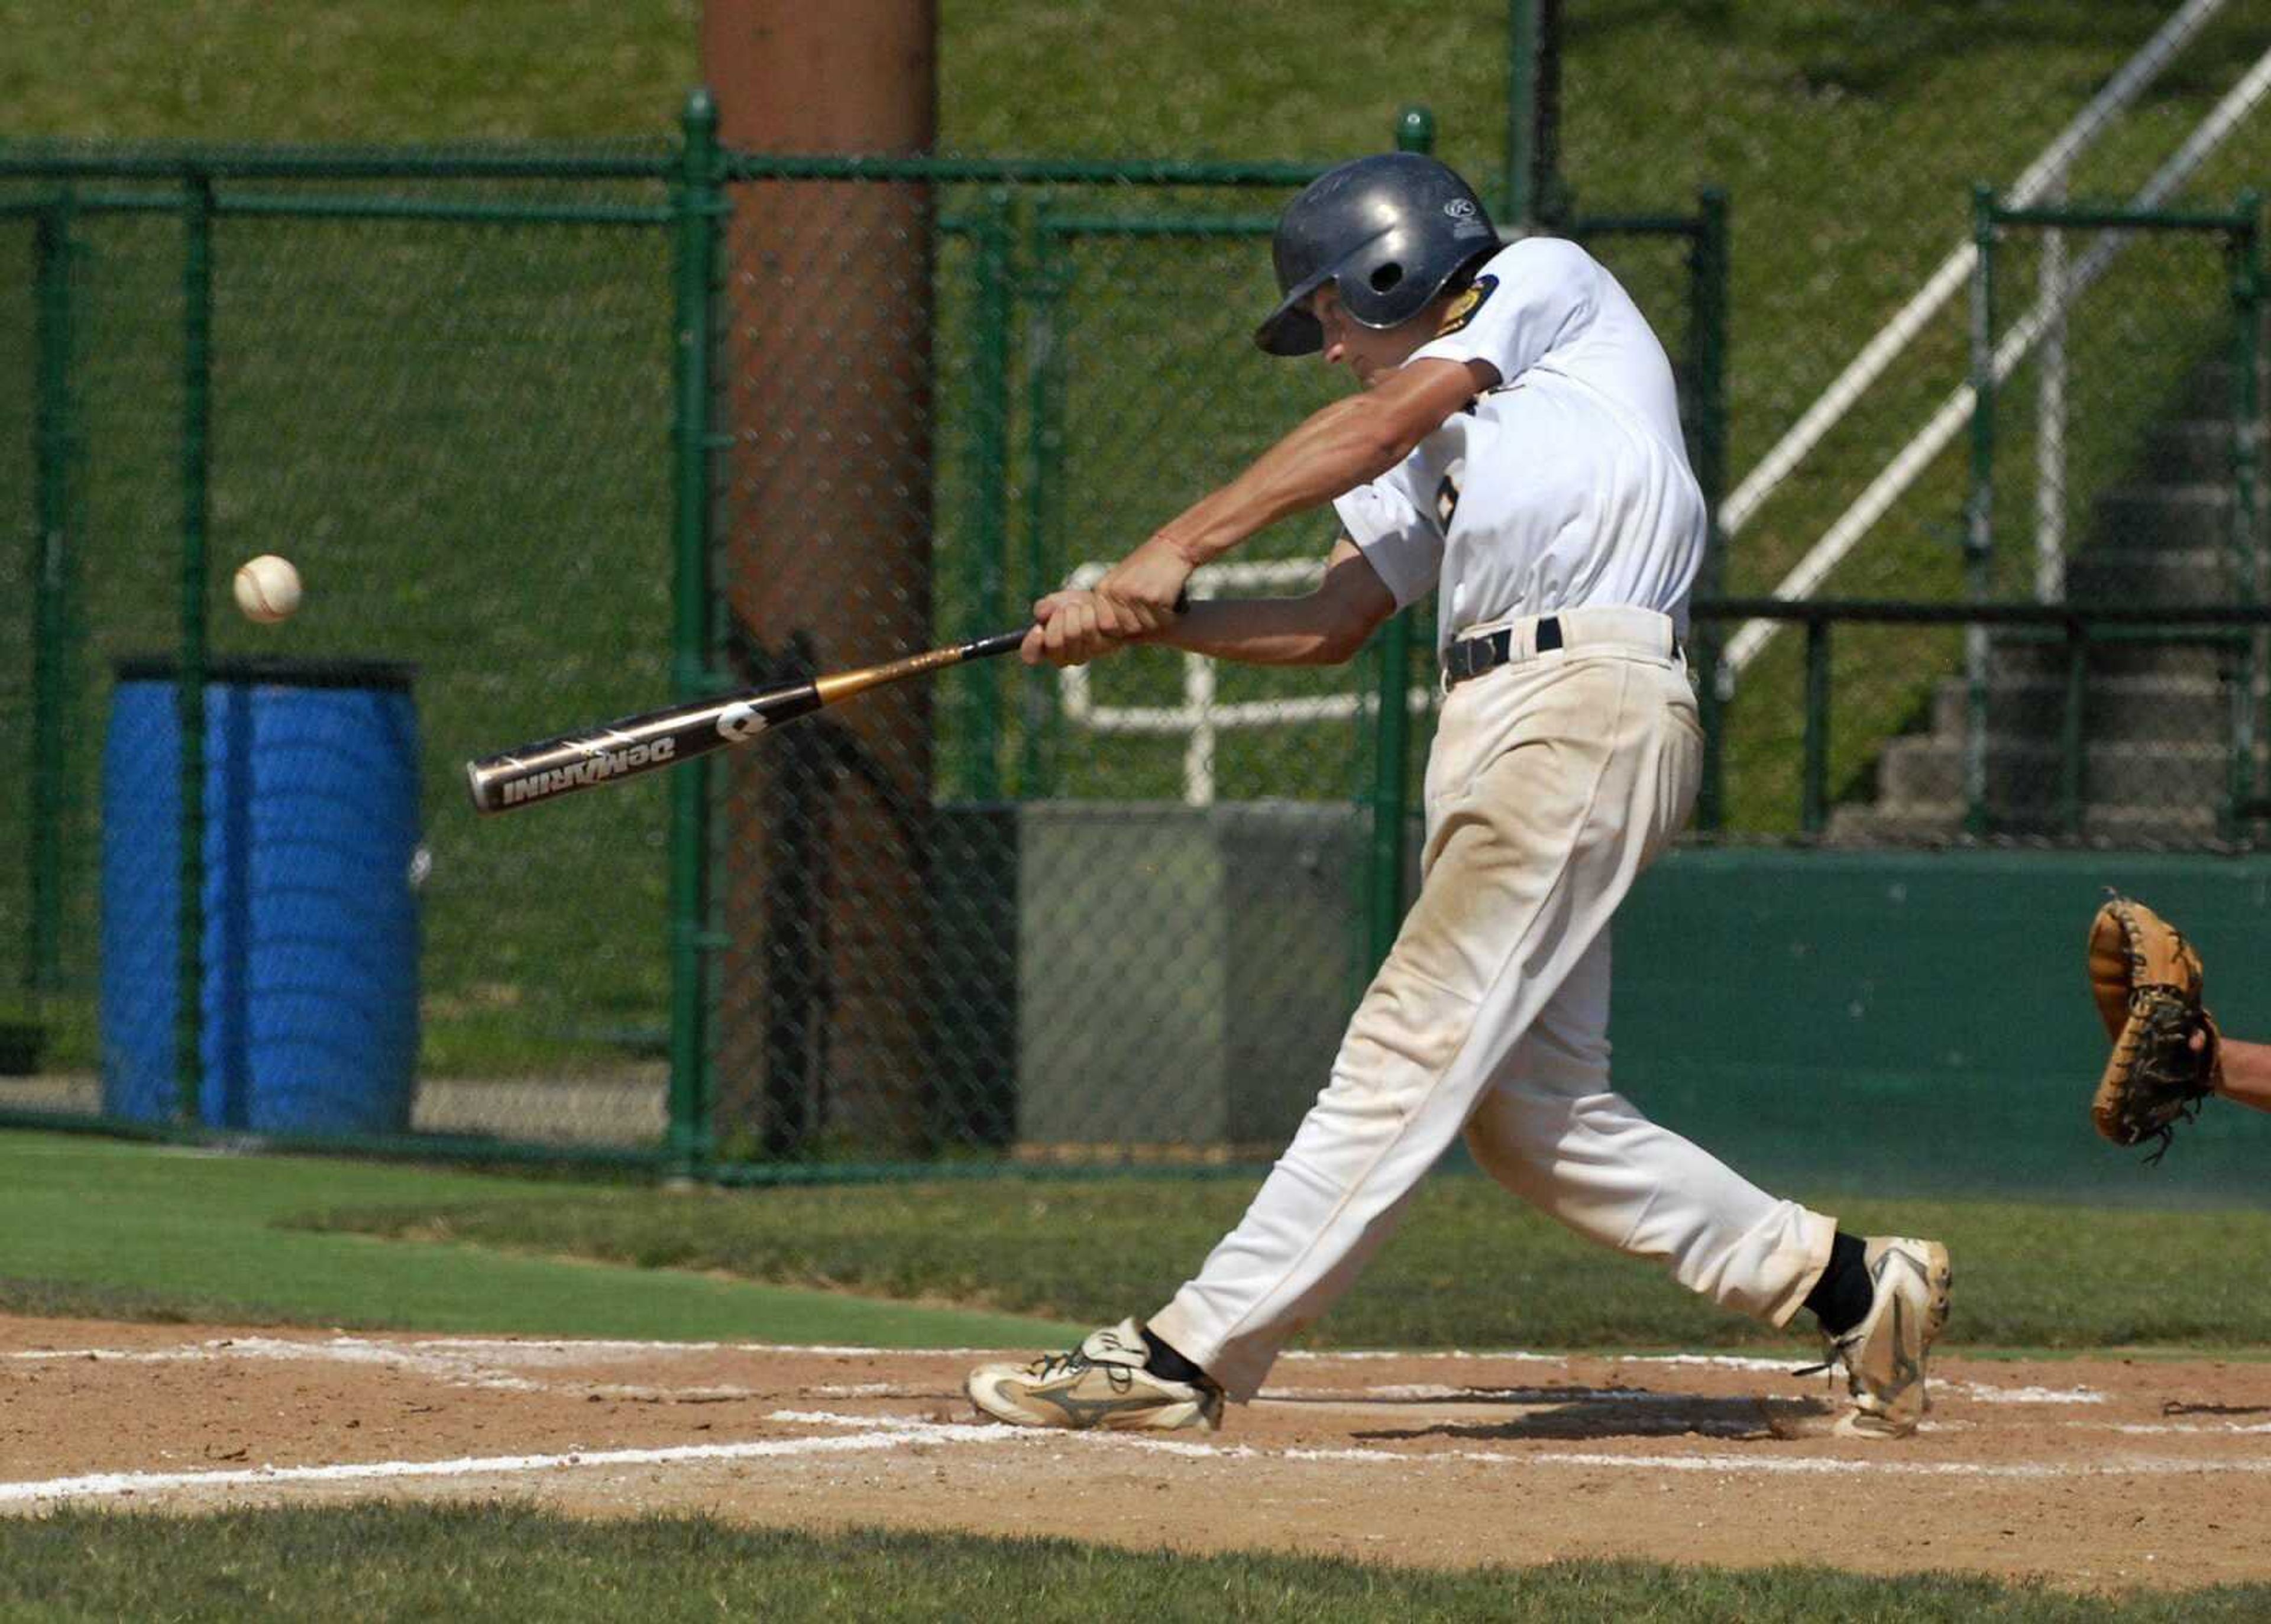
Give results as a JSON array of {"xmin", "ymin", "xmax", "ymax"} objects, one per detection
[
  {"xmin": 465, "ymin": 681, "xmax": 821, "ymax": 814},
  {"xmin": 463, "ymin": 627, "xmax": 1027, "ymax": 816}
]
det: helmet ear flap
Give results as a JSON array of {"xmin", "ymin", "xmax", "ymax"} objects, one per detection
[{"xmin": 1256, "ymin": 303, "xmax": 1324, "ymax": 357}]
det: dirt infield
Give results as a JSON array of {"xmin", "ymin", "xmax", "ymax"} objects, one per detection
[{"xmin": 3, "ymin": 1317, "xmax": 2267, "ymax": 1589}]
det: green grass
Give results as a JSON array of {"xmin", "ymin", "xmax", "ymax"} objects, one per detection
[
  {"xmin": 0, "ymin": 1130, "xmax": 1074, "ymax": 1345},
  {"xmin": 11, "ymin": 1124, "xmax": 2265, "ymax": 1357},
  {"xmin": 293, "ymin": 1171, "xmax": 2271, "ymax": 1355},
  {"xmin": 0, "ymin": 1506, "xmax": 2262, "ymax": 1623}
]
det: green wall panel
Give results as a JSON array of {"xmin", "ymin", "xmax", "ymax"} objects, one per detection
[{"xmin": 1610, "ymin": 849, "xmax": 2271, "ymax": 1205}]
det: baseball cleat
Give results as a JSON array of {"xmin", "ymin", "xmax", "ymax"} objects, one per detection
[
  {"xmin": 1818, "ymin": 1236, "xmax": 1953, "ymax": 1439},
  {"xmin": 966, "ymin": 1319, "xmax": 1224, "ymax": 1432}
]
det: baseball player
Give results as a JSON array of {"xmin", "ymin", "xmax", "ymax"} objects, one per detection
[{"xmin": 967, "ymin": 154, "xmax": 1951, "ymax": 1439}]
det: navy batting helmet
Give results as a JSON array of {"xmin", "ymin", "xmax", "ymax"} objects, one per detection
[{"xmin": 1255, "ymin": 153, "xmax": 1499, "ymax": 357}]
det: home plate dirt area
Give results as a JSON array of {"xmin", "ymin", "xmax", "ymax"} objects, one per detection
[{"xmin": 4, "ymin": 1318, "xmax": 2268, "ymax": 1587}]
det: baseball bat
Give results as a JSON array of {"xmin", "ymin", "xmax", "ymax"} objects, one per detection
[{"xmin": 464, "ymin": 627, "xmax": 1029, "ymax": 815}]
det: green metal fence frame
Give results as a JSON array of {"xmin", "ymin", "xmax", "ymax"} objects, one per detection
[
  {"xmin": 1965, "ymin": 188, "xmax": 2266, "ymax": 839},
  {"xmin": 2, "ymin": 117, "xmax": 706, "ymax": 1170},
  {"xmin": 25, "ymin": 193, "xmax": 76, "ymax": 999}
]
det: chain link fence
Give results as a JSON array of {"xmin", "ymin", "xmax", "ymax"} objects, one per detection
[
  {"xmin": 0, "ymin": 150, "xmax": 689, "ymax": 1154},
  {"xmin": 0, "ymin": 113, "xmax": 1726, "ymax": 1172}
]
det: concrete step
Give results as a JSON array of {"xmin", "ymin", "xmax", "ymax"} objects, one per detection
[
  {"xmin": 2143, "ymin": 420, "xmax": 2260, "ymax": 484},
  {"xmin": 2179, "ymin": 352, "xmax": 2271, "ymax": 418},
  {"xmin": 2087, "ymin": 485, "xmax": 2235, "ymax": 552},
  {"xmin": 1877, "ymin": 736, "xmax": 2233, "ymax": 810},
  {"xmin": 1984, "ymin": 637, "xmax": 2237, "ymax": 682},
  {"xmin": 1926, "ymin": 671, "xmax": 2232, "ymax": 742},
  {"xmin": 2063, "ymin": 545, "xmax": 2233, "ymax": 604},
  {"xmin": 1824, "ymin": 799, "xmax": 2225, "ymax": 846}
]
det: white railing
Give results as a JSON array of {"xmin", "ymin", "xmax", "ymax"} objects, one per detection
[
  {"xmin": 1723, "ymin": 36, "xmax": 2271, "ymax": 682},
  {"xmin": 1056, "ymin": 558, "xmax": 1437, "ymax": 807},
  {"xmin": 1718, "ymin": 0, "xmax": 2249, "ymax": 681}
]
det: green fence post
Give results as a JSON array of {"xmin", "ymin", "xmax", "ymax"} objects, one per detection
[
  {"xmin": 1018, "ymin": 196, "xmax": 1066, "ymax": 798},
  {"xmin": 1689, "ymin": 186, "xmax": 1729, "ymax": 832},
  {"xmin": 2230, "ymin": 192, "xmax": 2263, "ymax": 820},
  {"xmin": 175, "ymin": 170, "xmax": 215, "ymax": 1125},
  {"xmin": 1363, "ymin": 107, "xmax": 1435, "ymax": 975},
  {"xmin": 1504, "ymin": 1, "xmax": 1563, "ymax": 228},
  {"xmin": 1801, "ymin": 614, "xmax": 1832, "ymax": 834},
  {"xmin": 27, "ymin": 194, "xmax": 76, "ymax": 995},
  {"xmin": 667, "ymin": 89, "xmax": 725, "ymax": 1180},
  {"xmin": 1963, "ymin": 186, "xmax": 1998, "ymax": 838},
  {"xmin": 959, "ymin": 189, "xmax": 1016, "ymax": 802},
  {"xmin": 2059, "ymin": 619, "xmax": 2087, "ymax": 836}
]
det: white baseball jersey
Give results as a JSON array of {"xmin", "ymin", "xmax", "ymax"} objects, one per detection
[{"xmin": 1331, "ymin": 235, "xmax": 1706, "ymax": 649}]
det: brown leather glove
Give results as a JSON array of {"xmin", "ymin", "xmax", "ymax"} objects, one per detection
[{"xmin": 2087, "ymin": 895, "xmax": 2223, "ymax": 1161}]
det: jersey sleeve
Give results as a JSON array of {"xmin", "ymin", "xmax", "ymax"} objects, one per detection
[
  {"xmin": 1332, "ymin": 477, "xmax": 1441, "ymax": 610},
  {"xmin": 1405, "ymin": 236, "xmax": 1597, "ymax": 384}
]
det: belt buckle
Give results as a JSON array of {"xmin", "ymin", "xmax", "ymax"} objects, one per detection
[{"xmin": 1445, "ymin": 628, "xmax": 1503, "ymax": 689}]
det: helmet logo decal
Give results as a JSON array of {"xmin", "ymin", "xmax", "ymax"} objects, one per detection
[
  {"xmin": 1434, "ymin": 274, "xmax": 1498, "ymax": 338},
  {"xmin": 1443, "ymin": 199, "xmax": 1478, "ymax": 219}
]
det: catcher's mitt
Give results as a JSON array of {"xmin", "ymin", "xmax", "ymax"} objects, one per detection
[{"xmin": 2087, "ymin": 895, "xmax": 2223, "ymax": 1160}]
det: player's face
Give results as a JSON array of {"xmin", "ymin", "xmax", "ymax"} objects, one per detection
[{"xmin": 1308, "ymin": 282, "xmax": 1434, "ymax": 389}]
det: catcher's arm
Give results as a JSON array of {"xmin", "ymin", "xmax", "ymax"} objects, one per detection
[{"xmin": 2211, "ymin": 1032, "xmax": 2271, "ymax": 1114}]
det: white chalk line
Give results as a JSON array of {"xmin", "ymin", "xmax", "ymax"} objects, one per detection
[
  {"xmin": 0, "ymin": 1337, "xmax": 1808, "ymax": 1367},
  {"xmin": 770, "ymin": 1409, "xmax": 2271, "ymax": 1480},
  {"xmin": 5, "ymin": 1391, "xmax": 2264, "ymax": 1509},
  {"xmin": 0, "ymin": 1421, "xmax": 1028, "ymax": 1507},
  {"xmin": 0, "ymin": 1336, "xmax": 2113, "ymax": 1405},
  {"xmin": 1, "ymin": 1333, "xmax": 2134, "ymax": 1427}
]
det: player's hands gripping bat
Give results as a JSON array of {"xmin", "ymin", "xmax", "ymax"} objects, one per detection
[
  {"xmin": 2086, "ymin": 894, "xmax": 2224, "ymax": 1161},
  {"xmin": 465, "ymin": 629, "xmax": 1027, "ymax": 814}
]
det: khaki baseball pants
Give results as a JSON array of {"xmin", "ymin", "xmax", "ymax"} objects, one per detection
[{"xmin": 1149, "ymin": 608, "xmax": 1836, "ymax": 1401}]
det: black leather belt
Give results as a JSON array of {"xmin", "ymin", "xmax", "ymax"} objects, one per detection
[{"xmin": 1443, "ymin": 615, "xmax": 1680, "ymax": 687}]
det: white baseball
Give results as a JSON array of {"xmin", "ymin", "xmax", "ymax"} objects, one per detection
[{"xmin": 232, "ymin": 554, "xmax": 303, "ymax": 624}]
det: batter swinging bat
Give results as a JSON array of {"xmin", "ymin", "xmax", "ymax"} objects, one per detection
[{"xmin": 464, "ymin": 629, "xmax": 1028, "ymax": 814}]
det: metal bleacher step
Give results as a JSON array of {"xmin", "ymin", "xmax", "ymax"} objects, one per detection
[
  {"xmin": 1926, "ymin": 671, "xmax": 2231, "ymax": 743},
  {"xmin": 2178, "ymin": 352, "xmax": 2271, "ymax": 418},
  {"xmin": 2062, "ymin": 545, "xmax": 2231, "ymax": 604},
  {"xmin": 2085, "ymin": 485, "xmax": 2235, "ymax": 552},
  {"xmin": 2143, "ymin": 420, "xmax": 2255, "ymax": 484},
  {"xmin": 1824, "ymin": 799, "xmax": 2225, "ymax": 845},
  {"xmin": 1875, "ymin": 735, "xmax": 2231, "ymax": 809}
]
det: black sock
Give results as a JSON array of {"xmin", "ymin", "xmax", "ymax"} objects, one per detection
[
  {"xmin": 1803, "ymin": 1232, "xmax": 1872, "ymax": 1338},
  {"xmin": 1141, "ymin": 1325, "xmax": 1210, "ymax": 1386}
]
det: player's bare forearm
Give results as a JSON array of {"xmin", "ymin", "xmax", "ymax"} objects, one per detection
[
  {"xmin": 1154, "ymin": 357, "xmax": 1492, "ymax": 566},
  {"xmin": 1149, "ymin": 597, "xmax": 1360, "ymax": 667},
  {"xmin": 1146, "ymin": 541, "xmax": 1396, "ymax": 668}
]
